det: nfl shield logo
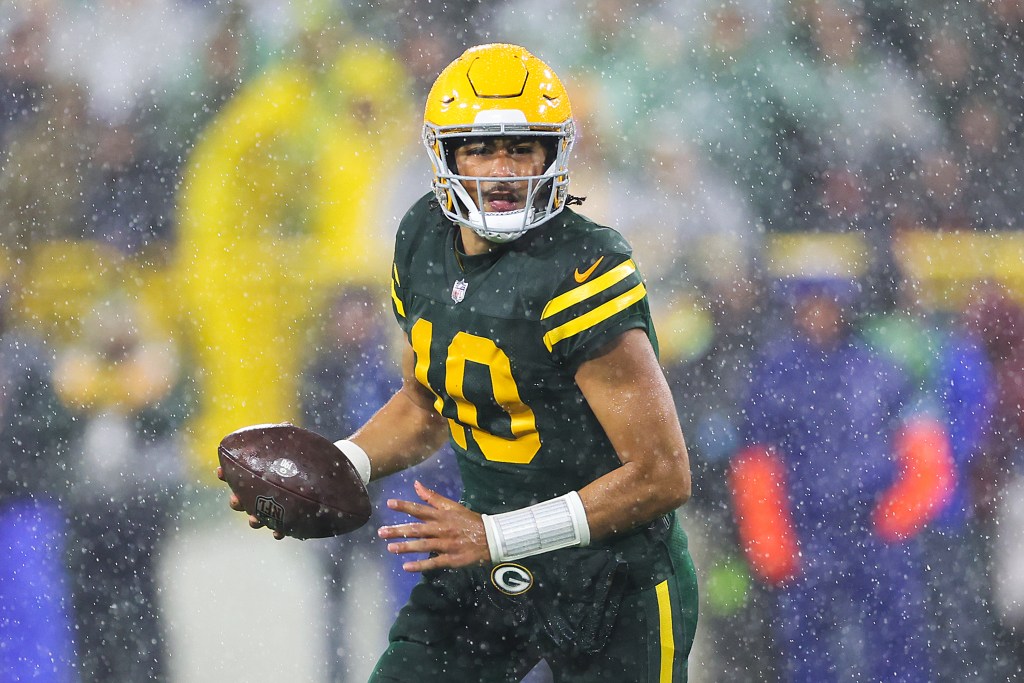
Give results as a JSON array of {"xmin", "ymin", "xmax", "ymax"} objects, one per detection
[
  {"xmin": 254, "ymin": 495, "xmax": 285, "ymax": 531},
  {"xmin": 451, "ymin": 279, "xmax": 469, "ymax": 303}
]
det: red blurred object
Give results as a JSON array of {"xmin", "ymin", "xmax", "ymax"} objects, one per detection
[
  {"xmin": 729, "ymin": 445, "xmax": 800, "ymax": 586},
  {"xmin": 218, "ymin": 423, "xmax": 371, "ymax": 539},
  {"xmin": 873, "ymin": 415, "xmax": 956, "ymax": 543}
]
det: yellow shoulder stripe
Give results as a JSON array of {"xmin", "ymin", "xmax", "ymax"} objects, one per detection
[
  {"xmin": 543, "ymin": 282, "xmax": 646, "ymax": 351},
  {"xmin": 541, "ymin": 259, "xmax": 637, "ymax": 320}
]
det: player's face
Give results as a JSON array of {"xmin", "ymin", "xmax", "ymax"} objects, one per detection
[{"xmin": 453, "ymin": 137, "xmax": 548, "ymax": 213}]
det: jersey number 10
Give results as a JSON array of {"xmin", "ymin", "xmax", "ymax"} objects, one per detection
[{"xmin": 410, "ymin": 318, "xmax": 541, "ymax": 464}]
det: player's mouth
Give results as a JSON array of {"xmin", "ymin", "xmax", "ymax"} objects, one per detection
[{"xmin": 482, "ymin": 187, "xmax": 525, "ymax": 213}]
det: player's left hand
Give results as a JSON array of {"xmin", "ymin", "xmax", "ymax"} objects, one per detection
[{"xmin": 378, "ymin": 480, "xmax": 490, "ymax": 572}]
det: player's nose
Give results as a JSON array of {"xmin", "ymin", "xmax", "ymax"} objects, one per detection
[{"xmin": 486, "ymin": 149, "xmax": 518, "ymax": 177}]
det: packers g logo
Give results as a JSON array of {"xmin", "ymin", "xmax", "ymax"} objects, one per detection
[{"xmin": 490, "ymin": 563, "xmax": 534, "ymax": 596}]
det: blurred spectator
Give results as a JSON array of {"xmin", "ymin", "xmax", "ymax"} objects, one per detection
[
  {"xmin": 675, "ymin": 2, "xmax": 824, "ymax": 231},
  {"xmin": 484, "ymin": 0, "xmax": 697, "ymax": 165},
  {"xmin": 919, "ymin": 0, "xmax": 1024, "ymax": 234},
  {"xmin": 783, "ymin": 0, "xmax": 943, "ymax": 229},
  {"xmin": 364, "ymin": 0, "xmax": 487, "ymax": 87},
  {"xmin": 966, "ymin": 285, "xmax": 1024, "ymax": 670},
  {"xmin": 299, "ymin": 287, "xmax": 459, "ymax": 681},
  {"xmin": 969, "ymin": 0, "xmax": 1024, "ymax": 143},
  {"xmin": 175, "ymin": 20, "xmax": 413, "ymax": 465},
  {"xmin": 861, "ymin": 276, "xmax": 1016, "ymax": 681},
  {"xmin": 0, "ymin": 257, "xmax": 77, "ymax": 683},
  {"xmin": 966, "ymin": 284, "xmax": 1024, "ymax": 516},
  {"xmin": 300, "ymin": 286, "xmax": 398, "ymax": 680},
  {"xmin": 612, "ymin": 129, "xmax": 761, "ymax": 291},
  {"xmin": 661, "ymin": 275, "xmax": 777, "ymax": 682},
  {"xmin": 955, "ymin": 95, "xmax": 1024, "ymax": 231},
  {"xmin": 918, "ymin": 23, "xmax": 976, "ymax": 131},
  {"xmin": 157, "ymin": 1, "xmax": 263, "ymax": 154},
  {"xmin": 0, "ymin": 14, "xmax": 50, "ymax": 149},
  {"xmin": 898, "ymin": 148, "xmax": 973, "ymax": 232},
  {"xmin": 729, "ymin": 275, "xmax": 931, "ymax": 682},
  {"xmin": 47, "ymin": 0, "xmax": 206, "ymax": 127},
  {"xmin": 81, "ymin": 120, "xmax": 178, "ymax": 256},
  {"xmin": 54, "ymin": 293, "xmax": 190, "ymax": 683},
  {"xmin": 860, "ymin": 0, "xmax": 926, "ymax": 66},
  {"xmin": 0, "ymin": 81, "xmax": 93, "ymax": 255}
]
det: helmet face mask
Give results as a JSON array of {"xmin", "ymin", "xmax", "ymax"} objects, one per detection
[{"xmin": 423, "ymin": 44, "xmax": 576, "ymax": 243}]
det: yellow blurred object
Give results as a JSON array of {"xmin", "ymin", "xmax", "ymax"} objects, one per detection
[
  {"xmin": 176, "ymin": 42, "xmax": 413, "ymax": 473},
  {"xmin": 763, "ymin": 232, "xmax": 868, "ymax": 279},
  {"xmin": 15, "ymin": 241, "xmax": 128, "ymax": 341},
  {"xmin": 653, "ymin": 294, "xmax": 716, "ymax": 366},
  {"xmin": 894, "ymin": 230, "xmax": 1024, "ymax": 308},
  {"xmin": 54, "ymin": 344, "xmax": 177, "ymax": 413}
]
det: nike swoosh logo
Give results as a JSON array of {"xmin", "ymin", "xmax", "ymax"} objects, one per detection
[{"xmin": 574, "ymin": 256, "xmax": 604, "ymax": 283}]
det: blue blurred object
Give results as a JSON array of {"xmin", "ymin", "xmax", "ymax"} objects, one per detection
[
  {"xmin": 0, "ymin": 497, "xmax": 76, "ymax": 683},
  {"xmin": 770, "ymin": 275, "xmax": 863, "ymax": 308}
]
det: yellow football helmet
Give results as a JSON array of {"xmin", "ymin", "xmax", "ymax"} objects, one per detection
[{"xmin": 423, "ymin": 43, "xmax": 576, "ymax": 242}]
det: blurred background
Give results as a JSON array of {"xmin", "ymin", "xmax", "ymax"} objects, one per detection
[{"xmin": 1, "ymin": 0, "xmax": 1023, "ymax": 681}]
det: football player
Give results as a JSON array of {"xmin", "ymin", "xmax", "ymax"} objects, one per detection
[{"xmin": 230, "ymin": 43, "xmax": 698, "ymax": 681}]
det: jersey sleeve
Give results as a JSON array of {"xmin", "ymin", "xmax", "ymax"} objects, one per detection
[
  {"xmin": 389, "ymin": 194, "xmax": 433, "ymax": 333},
  {"xmin": 390, "ymin": 260, "xmax": 407, "ymax": 329},
  {"xmin": 539, "ymin": 253, "xmax": 652, "ymax": 372}
]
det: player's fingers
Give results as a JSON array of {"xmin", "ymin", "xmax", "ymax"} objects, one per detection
[
  {"xmin": 377, "ymin": 522, "xmax": 430, "ymax": 539},
  {"xmin": 248, "ymin": 514, "xmax": 264, "ymax": 529},
  {"xmin": 413, "ymin": 480, "xmax": 456, "ymax": 510},
  {"xmin": 215, "ymin": 466, "xmax": 225, "ymax": 481},
  {"xmin": 400, "ymin": 557, "xmax": 434, "ymax": 573},
  {"xmin": 228, "ymin": 493, "xmax": 244, "ymax": 511},
  {"xmin": 386, "ymin": 497, "xmax": 436, "ymax": 519},
  {"xmin": 273, "ymin": 530, "xmax": 285, "ymax": 540},
  {"xmin": 385, "ymin": 538, "xmax": 437, "ymax": 556}
]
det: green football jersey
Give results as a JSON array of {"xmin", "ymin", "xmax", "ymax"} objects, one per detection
[{"xmin": 390, "ymin": 194, "xmax": 658, "ymax": 514}]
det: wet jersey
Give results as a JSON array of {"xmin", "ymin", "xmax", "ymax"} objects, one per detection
[{"xmin": 389, "ymin": 194, "xmax": 658, "ymax": 514}]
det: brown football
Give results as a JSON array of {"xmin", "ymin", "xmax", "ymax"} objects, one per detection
[{"xmin": 217, "ymin": 423, "xmax": 372, "ymax": 539}]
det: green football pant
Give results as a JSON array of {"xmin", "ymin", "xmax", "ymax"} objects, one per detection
[{"xmin": 368, "ymin": 555, "xmax": 698, "ymax": 683}]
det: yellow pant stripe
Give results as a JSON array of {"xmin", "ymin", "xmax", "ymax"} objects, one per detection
[{"xmin": 656, "ymin": 579, "xmax": 675, "ymax": 683}]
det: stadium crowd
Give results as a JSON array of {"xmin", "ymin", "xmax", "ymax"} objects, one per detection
[{"xmin": 1, "ymin": 0, "xmax": 1023, "ymax": 681}]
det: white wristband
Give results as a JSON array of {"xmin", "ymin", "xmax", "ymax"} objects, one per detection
[
  {"xmin": 481, "ymin": 491, "xmax": 591, "ymax": 564},
  {"xmin": 333, "ymin": 439, "xmax": 371, "ymax": 486}
]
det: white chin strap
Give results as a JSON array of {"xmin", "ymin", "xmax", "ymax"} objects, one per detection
[{"xmin": 451, "ymin": 180, "xmax": 533, "ymax": 244}]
